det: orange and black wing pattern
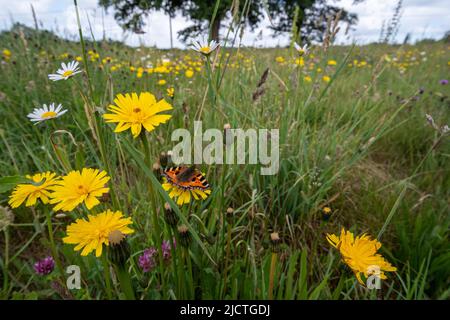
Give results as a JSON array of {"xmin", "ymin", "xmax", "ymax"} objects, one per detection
[{"xmin": 162, "ymin": 166, "xmax": 210, "ymax": 190}]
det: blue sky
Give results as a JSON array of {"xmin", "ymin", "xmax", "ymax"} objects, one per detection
[{"xmin": 0, "ymin": 0, "xmax": 449, "ymax": 48}]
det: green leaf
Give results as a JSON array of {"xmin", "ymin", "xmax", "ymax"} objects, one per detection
[{"xmin": 0, "ymin": 176, "xmax": 30, "ymax": 193}]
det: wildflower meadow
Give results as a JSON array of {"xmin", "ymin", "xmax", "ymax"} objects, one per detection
[{"xmin": 0, "ymin": 1, "xmax": 449, "ymax": 303}]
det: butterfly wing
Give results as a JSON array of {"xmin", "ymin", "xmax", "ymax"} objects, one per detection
[{"xmin": 163, "ymin": 166, "xmax": 210, "ymax": 190}]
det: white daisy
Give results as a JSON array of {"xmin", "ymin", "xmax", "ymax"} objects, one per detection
[
  {"xmin": 191, "ymin": 39, "xmax": 220, "ymax": 56},
  {"xmin": 27, "ymin": 103, "xmax": 68, "ymax": 124},
  {"xmin": 294, "ymin": 42, "xmax": 309, "ymax": 56},
  {"xmin": 48, "ymin": 61, "xmax": 81, "ymax": 81}
]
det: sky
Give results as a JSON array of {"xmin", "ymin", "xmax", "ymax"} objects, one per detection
[{"xmin": 0, "ymin": 0, "xmax": 449, "ymax": 48}]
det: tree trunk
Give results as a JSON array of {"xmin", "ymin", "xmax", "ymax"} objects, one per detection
[{"xmin": 211, "ymin": 17, "xmax": 221, "ymax": 41}]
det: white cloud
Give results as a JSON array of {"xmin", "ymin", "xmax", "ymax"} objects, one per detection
[{"xmin": 0, "ymin": 0, "xmax": 448, "ymax": 47}]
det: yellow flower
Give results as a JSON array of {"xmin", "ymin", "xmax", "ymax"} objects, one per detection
[
  {"xmin": 3, "ymin": 49, "xmax": 11, "ymax": 57},
  {"xmin": 323, "ymin": 206, "xmax": 332, "ymax": 215},
  {"xmin": 103, "ymin": 92, "xmax": 172, "ymax": 138},
  {"xmin": 8, "ymin": 172, "xmax": 60, "ymax": 208},
  {"xmin": 162, "ymin": 177, "xmax": 211, "ymax": 206},
  {"xmin": 322, "ymin": 75, "xmax": 331, "ymax": 83},
  {"xmin": 185, "ymin": 69, "xmax": 194, "ymax": 78},
  {"xmin": 158, "ymin": 79, "xmax": 167, "ymax": 86},
  {"xmin": 275, "ymin": 56, "xmax": 285, "ymax": 63},
  {"xmin": 327, "ymin": 59, "xmax": 337, "ymax": 66},
  {"xmin": 75, "ymin": 56, "xmax": 83, "ymax": 62},
  {"xmin": 50, "ymin": 168, "xmax": 110, "ymax": 212},
  {"xmin": 304, "ymin": 75, "xmax": 312, "ymax": 82},
  {"xmin": 63, "ymin": 210, "xmax": 134, "ymax": 257},
  {"xmin": 167, "ymin": 87, "xmax": 175, "ymax": 98},
  {"xmin": 326, "ymin": 228, "xmax": 397, "ymax": 285}
]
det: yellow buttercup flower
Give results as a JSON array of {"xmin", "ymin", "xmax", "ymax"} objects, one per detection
[
  {"xmin": 167, "ymin": 87, "xmax": 175, "ymax": 98},
  {"xmin": 162, "ymin": 177, "xmax": 211, "ymax": 206},
  {"xmin": 50, "ymin": 168, "xmax": 110, "ymax": 212},
  {"xmin": 327, "ymin": 228, "xmax": 397, "ymax": 285},
  {"xmin": 8, "ymin": 172, "xmax": 60, "ymax": 208},
  {"xmin": 275, "ymin": 56, "xmax": 285, "ymax": 63},
  {"xmin": 63, "ymin": 210, "xmax": 134, "ymax": 257},
  {"xmin": 185, "ymin": 69, "xmax": 194, "ymax": 78},
  {"xmin": 103, "ymin": 92, "xmax": 172, "ymax": 138},
  {"xmin": 3, "ymin": 49, "xmax": 11, "ymax": 58}
]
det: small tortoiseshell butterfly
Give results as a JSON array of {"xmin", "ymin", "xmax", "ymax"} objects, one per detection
[{"xmin": 162, "ymin": 166, "xmax": 210, "ymax": 190}]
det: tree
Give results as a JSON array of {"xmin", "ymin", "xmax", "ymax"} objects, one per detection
[{"xmin": 99, "ymin": 0, "xmax": 362, "ymax": 43}]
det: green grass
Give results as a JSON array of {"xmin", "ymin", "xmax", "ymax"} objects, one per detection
[{"xmin": 0, "ymin": 23, "xmax": 449, "ymax": 300}]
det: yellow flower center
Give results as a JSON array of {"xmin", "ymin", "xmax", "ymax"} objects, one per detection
[
  {"xmin": 62, "ymin": 70, "xmax": 74, "ymax": 77},
  {"xmin": 199, "ymin": 46, "xmax": 211, "ymax": 54},
  {"xmin": 41, "ymin": 111, "xmax": 57, "ymax": 119},
  {"xmin": 77, "ymin": 185, "xmax": 88, "ymax": 194}
]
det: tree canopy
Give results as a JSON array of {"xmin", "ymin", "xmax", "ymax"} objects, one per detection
[{"xmin": 99, "ymin": 0, "xmax": 362, "ymax": 43}]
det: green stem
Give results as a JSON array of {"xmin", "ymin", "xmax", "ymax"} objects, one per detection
[
  {"xmin": 268, "ymin": 252, "xmax": 277, "ymax": 300},
  {"xmin": 169, "ymin": 229, "xmax": 179, "ymax": 297},
  {"xmin": 184, "ymin": 248, "xmax": 195, "ymax": 299},
  {"xmin": 222, "ymin": 221, "xmax": 232, "ymax": 298},
  {"xmin": 2, "ymin": 228, "xmax": 9, "ymax": 297},
  {"xmin": 116, "ymin": 266, "xmax": 136, "ymax": 300},
  {"xmin": 101, "ymin": 254, "xmax": 113, "ymax": 299},
  {"xmin": 140, "ymin": 134, "xmax": 167, "ymax": 298},
  {"xmin": 74, "ymin": 0, "xmax": 94, "ymax": 100},
  {"xmin": 45, "ymin": 210, "xmax": 64, "ymax": 279}
]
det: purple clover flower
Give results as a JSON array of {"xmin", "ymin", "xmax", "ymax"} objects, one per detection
[
  {"xmin": 34, "ymin": 256, "xmax": 55, "ymax": 275},
  {"xmin": 162, "ymin": 239, "xmax": 176, "ymax": 261},
  {"xmin": 138, "ymin": 247, "xmax": 157, "ymax": 273},
  {"xmin": 439, "ymin": 79, "xmax": 448, "ymax": 85}
]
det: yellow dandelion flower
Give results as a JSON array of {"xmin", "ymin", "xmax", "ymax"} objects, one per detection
[
  {"xmin": 323, "ymin": 206, "xmax": 332, "ymax": 214},
  {"xmin": 161, "ymin": 177, "xmax": 211, "ymax": 206},
  {"xmin": 327, "ymin": 59, "xmax": 337, "ymax": 66},
  {"xmin": 103, "ymin": 92, "xmax": 172, "ymax": 138},
  {"xmin": 185, "ymin": 69, "xmax": 194, "ymax": 78},
  {"xmin": 275, "ymin": 56, "xmax": 285, "ymax": 63},
  {"xmin": 304, "ymin": 75, "xmax": 312, "ymax": 82},
  {"xmin": 326, "ymin": 228, "xmax": 397, "ymax": 285},
  {"xmin": 3, "ymin": 49, "xmax": 11, "ymax": 57},
  {"xmin": 8, "ymin": 172, "xmax": 60, "ymax": 208},
  {"xmin": 167, "ymin": 87, "xmax": 175, "ymax": 98},
  {"xmin": 295, "ymin": 57, "xmax": 305, "ymax": 66},
  {"xmin": 49, "ymin": 168, "xmax": 110, "ymax": 212},
  {"xmin": 158, "ymin": 79, "xmax": 167, "ymax": 85},
  {"xmin": 323, "ymin": 75, "xmax": 331, "ymax": 83},
  {"xmin": 63, "ymin": 210, "xmax": 134, "ymax": 257}
]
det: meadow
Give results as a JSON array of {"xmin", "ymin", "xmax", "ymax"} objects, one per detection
[{"xmin": 0, "ymin": 23, "xmax": 449, "ymax": 300}]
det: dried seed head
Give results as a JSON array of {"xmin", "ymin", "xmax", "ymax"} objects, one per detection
[
  {"xmin": 0, "ymin": 206, "xmax": 14, "ymax": 231},
  {"xmin": 270, "ymin": 232, "xmax": 281, "ymax": 252},
  {"xmin": 108, "ymin": 230, "xmax": 126, "ymax": 246},
  {"xmin": 159, "ymin": 152, "xmax": 169, "ymax": 168},
  {"xmin": 164, "ymin": 202, "xmax": 178, "ymax": 228},
  {"xmin": 153, "ymin": 162, "xmax": 161, "ymax": 178},
  {"xmin": 177, "ymin": 224, "xmax": 191, "ymax": 248},
  {"xmin": 225, "ymin": 207, "xmax": 234, "ymax": 223},
  {"xmin": 108, "ymin": 230, "xmax": 130, "ymax": 267}
]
